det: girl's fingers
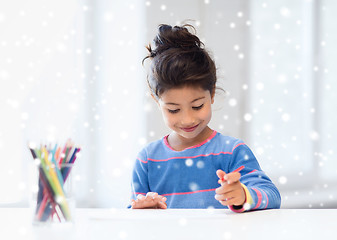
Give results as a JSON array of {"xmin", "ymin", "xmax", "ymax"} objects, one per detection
[
  {"xmin": 219, "ymin": 197, "xmax": 238, "ymax": 206},
  {"xmin": 215, "ymin": 188, "xmax": 246, "ymax": 206},
  {"xmin": 219, "ymin": 194, "xmax": 245, "ymax": 207},
  {"xmin": 157, "ymin": 201, "xmax": 167, "ymax": 209},
  {"xmin": 215, "ymin": 181, "xmax": 241, "ymax": 194},
  {"xmin": 145, "ymin": 192, "xmax": 156, "ymax": 201},
  {"xmin": 214, "ymin": 194, "xmax": 226, "ymax": 201},
  {"xmin": 161, "ymin": 196, "xmax": 167, "ymax": 202},
  {"xmin": 216, "ymin": 169, "xmax": 226, "ymax": 180},
  {"xmin": 223, "ymin": 172, "xmax": 241, "ymax": 184},
  {"xmin": 137, "ymin": 194, "xmax": 145, "ymax": 200},
  {"xmin": 146, "ymin": 192, "xmax": 158, "ymax": 198},
  {"xmin": 132, "ymin": 192, "xmax": 167, "ymax": 209},
  {"xmin": 215, "ymin": 191, "xmax": 237, "ymax": 201}
]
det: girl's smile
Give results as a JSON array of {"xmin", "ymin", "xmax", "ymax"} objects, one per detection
[{"xmin": 180, "ymin": 123, "xmax": 200, "ymax": 132}]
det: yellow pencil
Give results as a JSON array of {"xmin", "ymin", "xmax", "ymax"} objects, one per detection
[{"xmin": 41, "ymin": 147, "xmax": 72, "ymax": 220}]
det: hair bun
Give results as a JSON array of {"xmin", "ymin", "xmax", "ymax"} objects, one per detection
[
  {"xmin": 144, "ymin": 23, "xmax": 217, "ymax": 99},
  {"xmin": 148, "ymin": 24, "xmax": 203, "ymax": 58}
]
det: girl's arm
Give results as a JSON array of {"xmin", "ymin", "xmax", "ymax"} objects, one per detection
[
  {"xmin": 225, "ymin": 143, "xmax": 281, "ymax": 212},
  {"xmin": 130, "ymin": 151, "xmax": 167, "ymax": 209}
]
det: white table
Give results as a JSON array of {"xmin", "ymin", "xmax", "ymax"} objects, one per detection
[{"xmin": 0, "ymin": 208, "xmax": 335, "ymax": 240}]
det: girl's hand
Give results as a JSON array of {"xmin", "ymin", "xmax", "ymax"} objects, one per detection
[
  {"xmin": 214, "ymin": 169, "xmax": 246, "ymax": 207},
  {"xmin": 131, "ymin": 192, "xmax": 167, "ymax": 209}
]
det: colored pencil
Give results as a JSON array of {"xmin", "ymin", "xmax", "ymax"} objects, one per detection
[{"xmin": 28, "ymin": 140, "xmax": 80, "ymax": 222}]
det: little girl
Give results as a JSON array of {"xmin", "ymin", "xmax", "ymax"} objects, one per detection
[{"xmin": 130, "ymin": 24, "xmax": 281, "ymax": 212}]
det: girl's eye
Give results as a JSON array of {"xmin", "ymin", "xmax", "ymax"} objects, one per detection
[
  {"xmin": 192, "ymin": 104, "xmax": 204, "ymax": 110},
  {"xmin": 168, "ymin": 109, "xmax": 180, "ymax": 114}
]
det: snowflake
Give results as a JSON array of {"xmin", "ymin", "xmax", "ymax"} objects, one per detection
[
  {"xmin": 278, "ymin": 176, "xmax": 287, "ymax": 184},
  {"xmin": 185, "ymin": 159, "xmax": 193, "ymax": 167},
  {"xmin": 223, "ymin": 231, "xmax": 232, "ymax": 240},
  {"xmin": 256, "ymin": 82, "xmax": 264, "ymax": 91},
  {"xmin": 112, "ymin": 168, "xmax": 122, "ymax": 177},
  {"xmin": 149, "ymin": 131, "xmax": 155, "ymax": 137},
  {"xmin": 160, "ymin": 5, "xmax": 166, "ymax": 11},
  {"xmin": 74, "ymin": 174, "xmax": 81, "ymax": 181},
  {"xmin": 179, "ymin": 217, "xmax": 187, "ymax": 226},
  {"xmin": 138, "ymin": 137, "xmax": 147, "ymax": 145},
  {"xmin": 263, "ymin": 124, "xmax": 273, "ymax": 132},
  {"xmin": 244, "ymin": 113, "xmax": 252, "ymax": 122},
  {"xmin": 280, "ymin": 7, "xmax": 290, "ymax": 17},
  {"xmin": 119, "ymin": 231, "xmax": 128, "ymax": 239},
  {"xmin": 281, "ymin": 113, "xmax": 290, "ymax": 122},
  {"xmin": 228, "ymin": 98, "xmax": 237, "ymax": 107},
  {"xmin": 94, "ymin": 114, "xmax": 100, "ymax": 120},
  {"xmin": 196, "ymin": 161, "xmax": 205, "ymax": 168},
  {"xmin": 119, "ymin": 131, "xmax": 129, "ymax": 140},
  {"xmin": 86, "ymin": 48, "xmax": 92, "ymax": 54},
  {"xmin": 55, "ymin": 196, "xmax": 65, "ymax": 204},
  {"xmin": 310, "ymin": 131, "xmax": 319, "ymax": 141},
  {"xmin": 256, "ymin": 147, "xmax": 264, "ymax": 155},
  {"xmin": 189, "ymin": 182, "xmax": 199, "ymax": 191}
]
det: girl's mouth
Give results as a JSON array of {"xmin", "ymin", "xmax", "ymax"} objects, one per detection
[{"xmin": 181, "ymin": 124, "xmax": 199, "ymax": 132}]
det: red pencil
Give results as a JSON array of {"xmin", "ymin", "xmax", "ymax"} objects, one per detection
[
  {"xmin": 220, "ymin": 166, "xmax": 245, "ymax": 182},
  {"xmin": 233, "ymin": 165, "xmax": 245, "ymax": 173}
]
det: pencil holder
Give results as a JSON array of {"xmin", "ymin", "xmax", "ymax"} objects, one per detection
[
  {"xmin": 28, "ymin": 142, "xmax": 80, "ymax": 225},
  {"xmin": 30, "ymin": 163, "xmax": 76, "ymax": 224}
]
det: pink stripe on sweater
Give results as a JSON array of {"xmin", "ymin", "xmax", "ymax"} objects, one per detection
[
  {"xmin": 260, "ymin": 189, "xmax": 269, "ymax": 209},
  {"xmin": 133, "ymin": 192, "xmax": 146, "ymax": 195},
  {"xmin": 161, "ymin": 188, "xmax": 216, "ymax": 196},
  {"xmin": 137, "ymin": 157, "xmax": 148, "ymax": 164},
  {"xmin": 248, "ymin": 169, "xmax": 258, "ymax": 174},
  {"xmin": 164, "ymin": 130, "xmax": 217, "ymax": 151},
  {"xmin": 137, "ymin": 136, "xmax": 246, "ymax": 163},
  {"xmin": 232, "ymin": 143, "xmax": 245, "ymax": 151},
  {"xmin": 186, "ymin": 130, "xmax": 217, "ymax": 149},
  {"xmin": 147, "ymin": 151, "xmax": 234, "ymax": 162},
  {"xmin": 252, "ymin": 188, "xmax": 262, "ymax": 210}
]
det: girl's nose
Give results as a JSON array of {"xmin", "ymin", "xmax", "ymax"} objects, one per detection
[{"xmin": 180, "ymin": 110, "xmax": 195, "ymax": 126}]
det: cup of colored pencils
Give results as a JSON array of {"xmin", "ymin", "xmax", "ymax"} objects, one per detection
[{"xmin": 28, "ymin": 140, "xmax": 81, "ymax": 224}]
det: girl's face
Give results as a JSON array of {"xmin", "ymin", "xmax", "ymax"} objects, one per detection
[{"xmin": 158, "ymin": 86, "xmax": 214, "ymax": 141}]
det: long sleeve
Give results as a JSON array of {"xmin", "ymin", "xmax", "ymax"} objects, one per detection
[
  {"xmin": 130, "ymin": 149, "xmax": 150, "ymax": 201},
  {"xmin": 227, "ymin": 142, "xmax": 281, "ymax": 212}
]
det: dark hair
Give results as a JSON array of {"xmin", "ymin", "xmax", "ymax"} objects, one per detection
[{"xmin": 143, "ymin": 24, "xmax": 217, "ymax": 100}]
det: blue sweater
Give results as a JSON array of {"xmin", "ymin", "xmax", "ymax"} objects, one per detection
[{"xmin": 130, "ymin": 131, "xmax": 281, "ymax": 211}]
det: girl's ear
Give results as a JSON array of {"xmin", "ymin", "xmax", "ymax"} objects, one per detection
[{"xmin": 211, "ymin": 89, "xmax": 215, "ymax": 104}]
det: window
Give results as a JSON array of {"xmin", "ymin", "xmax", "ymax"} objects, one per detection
[{"xmin": 249, "ymin": 0, "xmax": 337, "ymax": 208}]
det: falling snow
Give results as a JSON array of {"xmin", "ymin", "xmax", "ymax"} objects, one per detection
[
  {"xmin": 196, "ymin": 161, "xmax": 205, "ymax": 169},
  {"xmin": 0, "ymin": 0, "xmax": 335, "ymax": 210},
  {"xmin": 185, "ymin": 159, "xmax": 193, "ymax": 167}
]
